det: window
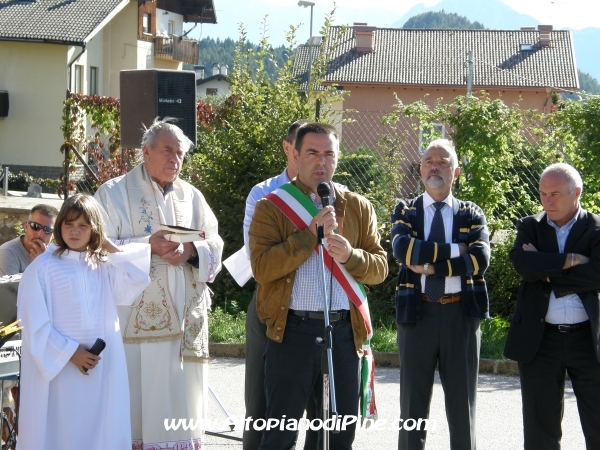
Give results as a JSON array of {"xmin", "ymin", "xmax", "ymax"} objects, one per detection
[
  {"xmin": 206, "ymin": 88, "xmax": 218, "ymax": 96},
  {"xmin": 89, "ymin": 67, "xmax": 98, "ymax": 95},
  {"xmin": 74, "ymin": 65, "xmax": 83, "ymax": 94},
  {"xmin": 419, "ymin": 123, "xmax": 445, "ymax": 154},
  {"xmin": 168, "ymin": 20, "xmax": 174, "ymax": 35},
  {"xmin": 520, "ymin": 43, "xmax": 534, "ymax": 52},
  {"xmin": 143, "ymin": 13, "xmax": 151, "ymax": 33}
]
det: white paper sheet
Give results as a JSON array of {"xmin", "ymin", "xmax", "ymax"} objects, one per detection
[{"xmin": 223, "ymin": 246, "xmax": 253, "ymax": 287}]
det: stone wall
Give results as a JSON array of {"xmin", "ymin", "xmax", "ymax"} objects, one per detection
[
  {"xmin": 6, "ymin": 165, "xmax": 63, "ymax": 180},
  {"xmin": 0, "ymin": 210, "xmax": 26, "ymax": 245},
  {"xmin": 0, "ymin": 194, "xmax": 64, "ymax": 245}
]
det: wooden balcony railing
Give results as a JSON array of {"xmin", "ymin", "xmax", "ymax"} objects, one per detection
[{"xmin": 154, "ymin": 35, "xmax": 199, "ymax": 65}]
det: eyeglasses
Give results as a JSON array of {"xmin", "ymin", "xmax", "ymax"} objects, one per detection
[{"xmin": 27, "ymin": 221, "xmax": 54, "ymax": 234}]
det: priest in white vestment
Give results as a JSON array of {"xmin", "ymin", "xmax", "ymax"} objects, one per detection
[
  {"xmin": 17, "ymin": 239, "xmax": 151, "ymax": 450},
  {"xmin": 95, "ymin": 119, "xmax": 224, "ymax": 450}
]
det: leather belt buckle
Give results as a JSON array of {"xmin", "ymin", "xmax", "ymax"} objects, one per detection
[
  {"xmin": 291, "ymin": 309, "xmax": 348, "ymax": 322},
  {"xmin": 546, "ymin": 321, "xmax": 589, "ymax": 333}
]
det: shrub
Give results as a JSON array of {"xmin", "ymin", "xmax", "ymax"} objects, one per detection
[
  {"xmin": 7, "ymin": 171, "xmax": 60, "ymax": 195},
  {"xmin": 486, "ymin": 231, "xmax": 521, "ymax": 319},
  {"xmin": 480, "ymin": 317, "xmax": 510, "ymax": 359}
]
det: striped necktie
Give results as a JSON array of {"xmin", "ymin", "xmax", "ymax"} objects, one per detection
[{"xmin": 425, "ymin": 202, "xmax": 446, "ymax": 302}]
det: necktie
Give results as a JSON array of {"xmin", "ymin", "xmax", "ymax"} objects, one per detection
[{"xmin": 425, "ymin": 202, "xmax": 446, "ymax": 302}]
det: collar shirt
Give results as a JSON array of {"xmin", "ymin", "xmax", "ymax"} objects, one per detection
[
  {"xmin": 150, "ymin": 177, "xmax": 176, "ymax": 226},
  {"xmin": 243, "ymin": 169, "xmax": 292, "ymax": 257},
  {"xmin": 290, "ymin": 187, "xmax": 350, "ymax": 311},
  {"xmin": 545, "ymin": 207, "xmax": 589, "ymax": 324},
  {"xmin": 421, "ymin": 191, "xmax": 461, "ymax": 295}
]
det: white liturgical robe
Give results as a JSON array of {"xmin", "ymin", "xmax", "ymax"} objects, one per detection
[
  {"xmin": 95, "ymin": 164, "xmax": 224, "ymax": 449},
  {"xmin": 17, "ymin": 243, "xmax": 151, "ymax": 450}
]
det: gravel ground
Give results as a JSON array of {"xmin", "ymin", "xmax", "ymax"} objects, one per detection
[{"xmin": 205, "ymin": 357, "xmax": 585, "ymax": 449}]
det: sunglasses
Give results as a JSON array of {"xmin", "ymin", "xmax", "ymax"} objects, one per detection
[{"xmin": 27, "ymin": 220, "xmax": 54, "ymax": 234}]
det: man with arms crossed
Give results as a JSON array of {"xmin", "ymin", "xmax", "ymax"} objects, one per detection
[
  {"xmin": 249, "ymin": 122, "xmax": 388, "ymax": 449},
  {"xmin": 391, "ymin": 139, "xmax": 490, "ymax": 450},
  {"xmin": 505, "ymin": 163, "xmax": 600, "ymax": 449}
]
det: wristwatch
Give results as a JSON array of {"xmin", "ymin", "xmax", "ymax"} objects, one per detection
[
  {"xmin": 187, "ymin": 243, "xmax": 199, "ymax": 264},
  {"xmin": 424, "ymin": 263, "xmax": 429, "ymax": 276}
]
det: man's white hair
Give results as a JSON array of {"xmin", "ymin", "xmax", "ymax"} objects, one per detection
[
  {"xmin": 141, "ymin": 117, "xmax": 194, "ymax": 153},
  {"xmin": 541, "ymin": 163, "xmax": 583, "ymax": 194},
  {"xmin": 423, "ymin": 139, "xmax": 458, "ymax": 168}
]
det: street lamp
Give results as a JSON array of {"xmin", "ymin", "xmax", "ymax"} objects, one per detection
[
  {"xmin": 298, "ymin": 0, "xmax": 315, "ymax": 39},
  {"xmin": 298, "ymin": 1, "xmax": 316, "ymax": 89}
]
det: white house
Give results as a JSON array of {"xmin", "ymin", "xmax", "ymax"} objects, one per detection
[{"xmin": 0, "ymin": 0, "xmax": 216, "ymax": 178}]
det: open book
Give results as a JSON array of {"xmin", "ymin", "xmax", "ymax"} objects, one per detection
[{"xmin": 160, "ymin": 224, "xmax": 206, "ymax": 243}]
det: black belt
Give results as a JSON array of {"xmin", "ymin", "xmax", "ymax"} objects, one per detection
[
  {"xmin": 545, "ymin": 321, "xmax": 590, "ymax": 333},
  {"xmin": 289, "ymin": 309, "xmax": 349, "ymax": 322}
]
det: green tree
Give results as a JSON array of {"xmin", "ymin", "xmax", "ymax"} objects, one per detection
[
  {"xmin": 184, "ymin": 37, "xmax": 290, "ymax": 81},
  {"xmin": 403, "ymin": 10, "xmax": 485, "ymax": 29},
  {"xmin": 551, "ymin": 94, "xmax": 600, "ymax": 212},
  {"xmin": 563, "ymin": 70, "xmax": 600, "ymax": 100},
  {"xmin": 182, "ymin": 13, "xmax": 343, "ymax": 311},
  {"xmin": 382, "ymin": 93, "xmax": 555, "ymax": 233}
]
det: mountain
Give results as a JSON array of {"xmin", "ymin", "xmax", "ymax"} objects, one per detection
[
  {"xmin": 403, "ymin": 10, "xmax": 484, "ymax": 29},
  {"xmin": 570, "ymin": 28, "xmax": 600, "ymax": 87},
  {"xmin": 391, "ymin": 0, "xmax": 540, "ymax": 30},
  {"xmin": 188, "ymin": 0, "xmax": 599, "ymax": 84},
  {"xmin": 390, "ymin": 0, "xmax": 600, "ymax": 84}
]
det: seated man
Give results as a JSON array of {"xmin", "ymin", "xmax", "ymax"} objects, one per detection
[
  {"xmin": 0, "ymin": 204, "xmax": 58, "ymax": 276},
  {"xmin": 0, "ymin": 203, "xmax": 58, "ymax": 441}
]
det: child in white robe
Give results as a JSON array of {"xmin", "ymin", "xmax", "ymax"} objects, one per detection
[{"xmin": 17, "ymin": 194, "xmax": 151, "ymax": 450}]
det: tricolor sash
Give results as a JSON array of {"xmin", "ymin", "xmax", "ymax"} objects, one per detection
[
  {"xmin": 265, "ymin": 183, "xmax": 373, "ymax": 338},
  {"xmin": 266, "ymin": 182, "xmax": 378, "ymax": 419}
]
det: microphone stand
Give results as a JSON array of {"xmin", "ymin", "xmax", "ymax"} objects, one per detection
[{"xmin": 316, "ymin": 223, "xmax": 338, "ymax": 450}]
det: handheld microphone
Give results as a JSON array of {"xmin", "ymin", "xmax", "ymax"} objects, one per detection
[
  {"xmin": 84, "ymin": 338, "xmax": 106, "ymax": 372},
  {"xmin": 317, "ymin": 182, "xmax": 331, "ymax": 207}
]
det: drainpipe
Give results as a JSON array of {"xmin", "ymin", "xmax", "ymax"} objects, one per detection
[{"xmin": 67, "ymin": 43, "xmax": 87, "ymax": 95}]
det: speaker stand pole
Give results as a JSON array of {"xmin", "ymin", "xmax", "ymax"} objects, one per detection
[{"xmin": 315, "ymin": 224, "xmax": 338, "ymax": 450}]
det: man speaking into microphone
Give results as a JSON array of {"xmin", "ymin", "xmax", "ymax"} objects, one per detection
[{"xmin": 249, "ymin": 122, "xmax": 388, "ymax": 449}]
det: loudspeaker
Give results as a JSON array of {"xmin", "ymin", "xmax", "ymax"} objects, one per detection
[
  {"xmin": 120, "ymin": 70, "xmax": 196, "ymax": 148},
  {"xmin": 0, "ymin": 91, "xmax": 8, "ymax": 118}
]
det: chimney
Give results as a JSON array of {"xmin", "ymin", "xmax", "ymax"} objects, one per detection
[
  {"xmin": 193, "ymin": 65, "xmax": 205, "ymax": 80},
  {"xmin": 538, "ymin": 25, "xmax": 553, "ymax": 47},
  {"xmin": 212, "ymin": 63, "xmax": 219, "ymax": 76},
  {"xmin": 220, "ymin": 64, "xmax": 229, "ymax": 76},
  {"xmin": 353, "ymin": 22, "xmax": 376, "ymax": 53}
]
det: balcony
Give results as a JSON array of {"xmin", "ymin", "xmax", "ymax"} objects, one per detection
[{"xmin": 154, "ymin": 35, "xmax": 199, "ymax": 65}]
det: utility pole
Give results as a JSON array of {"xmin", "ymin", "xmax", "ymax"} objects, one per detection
[
  {"xmin": 467, "ymin": 50, "xmax": 474, "ymax": 101},
  {"xmin": 298, "ymin": 1, "xmax": 315, "ymax": 89}
]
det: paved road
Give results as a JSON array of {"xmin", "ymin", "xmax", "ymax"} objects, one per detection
[{"xmin": 205, "ymin": 357, "xmax": 585, "ymax": 449}]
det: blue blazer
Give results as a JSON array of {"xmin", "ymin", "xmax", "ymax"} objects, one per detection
[{"xmin": 391, "ymin": 195, "xmax": 490, "ymax": 323}]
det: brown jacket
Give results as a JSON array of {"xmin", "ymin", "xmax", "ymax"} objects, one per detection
[{"xmin": 249, "ymin": 178, "xmax": 388, "ymax": 356}]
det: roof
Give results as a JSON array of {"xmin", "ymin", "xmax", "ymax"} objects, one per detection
[
  {"xmin": 0, "ymin": 0, "xmax": 129, "ymax": 45},
  {"xmin": 294, "ymin": 26, "xmax": 579, "ymax": 90},
  {"xmin": 196, "ymin": 73, "xmax": 229, "ymax": 85},
  {"xmin": 157, "ymin": 0, "xmax": 216, "ymax": 24}
]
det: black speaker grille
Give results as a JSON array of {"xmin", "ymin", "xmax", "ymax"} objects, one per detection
[
  {"xmin": 156, "ymin": 71, "xmax": 197, "ymax": 146},
  {"xmin": 0, "ymin": 91, "xmax": 8, "ymax": 117}
]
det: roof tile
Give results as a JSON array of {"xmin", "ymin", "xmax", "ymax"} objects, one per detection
[
  {"xmin": 0, "ymin": 0, "xmax": 127, "ymax": 44},
  {"xmin": 294, "ymin": 26, "xmax": 578, "ymax": 89}
]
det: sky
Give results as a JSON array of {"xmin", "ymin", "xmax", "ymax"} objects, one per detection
[{"xmin": 185, "ymin": 0, "xmax": 599, "ymax": 47}]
